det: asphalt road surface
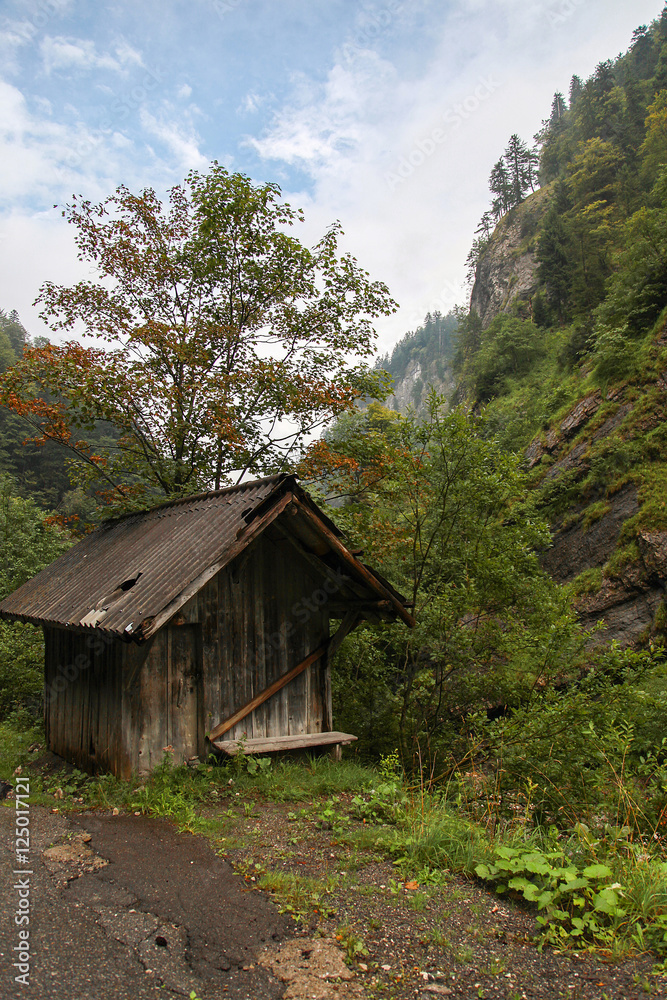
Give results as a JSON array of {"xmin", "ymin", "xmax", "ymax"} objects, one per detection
[{"xmin": 0, "ymin": 804, "xmax": 293, "ymax": 1000}]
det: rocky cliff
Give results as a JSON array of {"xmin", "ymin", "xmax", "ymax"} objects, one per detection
[
  {"xmin": 525, "ymin": 324, "xmax": 667, "ymax": 648},
  {"xmin": 379, "ymin": 311, "xmax": 458, "ymax": 416},
  {"xmin": 469, "ymin": 186, "xmax": 549, "ymax": 328},
  {"xmin": 385, "ymin": 356, "xmax": 456, "ymax": 414}
]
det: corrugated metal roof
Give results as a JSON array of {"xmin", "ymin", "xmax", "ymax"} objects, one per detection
[
  {"xmin": 0, "ymin": 474, "xmax": 413, "ymax": 639},
  {"xmin": 0, "ymin": 474, "xmax": 291, "ymax": 640}
]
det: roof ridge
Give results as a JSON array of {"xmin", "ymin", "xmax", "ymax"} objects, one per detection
[{"xmin": 101, "ymin": 473, "xmax": 294, "ymax": 526}]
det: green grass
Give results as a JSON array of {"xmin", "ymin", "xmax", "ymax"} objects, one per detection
[
  {"xmin": 582, "ymin": 501, "xmax": 611, "ymax": 531},
  {"xmin": 256, "ymin": 869, "xmax": 339, "ymax": 922},
  {"xmin": 0, "ymin": 711, "xmax": 44, "ymax": 780},
  {"xmin": 569, "ymin": 567, "xmax": 603, "ymax": 597},
  {"xmin": 229, "ymin": 755, "xmax": 377, "ymax": 801},
  {"xmin": 603, "ymin": 541, "xmax": 640, "ymax": 578}
]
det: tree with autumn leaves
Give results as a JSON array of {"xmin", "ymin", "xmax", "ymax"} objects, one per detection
[{"xmin": 0, "ymin": 163, "xmax": 395, "ymax": 511}]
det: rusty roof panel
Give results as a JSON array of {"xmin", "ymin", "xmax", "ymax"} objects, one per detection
[
  {"xmin": 0, "ymin": 472, "xmax": 413, "ymax": 638},
  {"xmin": 0, "ymin": 474, "xmax": 288, "ymax": 639}
]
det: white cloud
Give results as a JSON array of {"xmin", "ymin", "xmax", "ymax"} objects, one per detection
[
  {"xmin": 139, "ymin": 106, "xmax": 208, "ymax": 171},
  {"xmin": 247, "ymin": 54, "xmax": 395, "ymax": 175},
  {"xmin": 113, "ymin": 39, "xmax": 144, "ymax": 68},
  {"xmin": 0, "ymin": 1, "xmax": 74, "ymax": 71},
  {"xmin": 238, "ymin": 91, "xmax": 265, "ymax": 115},
  {"xmin": 0, "ymin": 78, "xmax": 184, "ymax": 218},
  {"xmin": 178, "ymin": 83, "xmax": 193, "ymax": 99},
  {"xmin": 0, "ymin": 25, "xmax": 36, "ymax": 75},
  {"xmin": 40, "ymin": 34, "xmax": 144, "ymax": 75}
]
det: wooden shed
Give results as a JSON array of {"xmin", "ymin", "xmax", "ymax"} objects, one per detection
[{"xmin": 0, "ymin": 474, "xmax": 413, "ymax": 777}]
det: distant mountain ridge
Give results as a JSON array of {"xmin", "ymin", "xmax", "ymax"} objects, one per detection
[{"xmin": 376, "ymin": 310, "xmax": 458, "ymax": 413}]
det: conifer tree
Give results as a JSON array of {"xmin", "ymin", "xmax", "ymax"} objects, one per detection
[
  {"xmin": 505, "ymin": 134, "xmax": 531, "ymax": 205},
  {"xmin": 489, "ymin": 158, "xmax": 512, "ymax": 220},
  {"xmin": 550, "ymin": 92, "xmax": 567, "ymax": 127},
  {"xmin": 569, "ymin": 75, "xmax": 583, "ymax": 107},
  {"xmin": 536, "ymin": 205, "xmax": 572, "ymax": 323},
  {"xmin": 525, "ymin": 146, "xmax": 540, "ymax": 192},
  {"xmin": 475, "ymin": 211, "xmax": 494, "ymax": 239}
]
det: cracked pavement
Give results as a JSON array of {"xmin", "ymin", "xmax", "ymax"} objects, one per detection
[{"xmin": 0, "ymin": 805, "xmax": 292, "ymax": 1000}]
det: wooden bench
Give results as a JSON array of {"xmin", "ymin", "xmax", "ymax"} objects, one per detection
[{"xmin": 210, "ymin": 731, "xmax": 357, "ymax": 756}]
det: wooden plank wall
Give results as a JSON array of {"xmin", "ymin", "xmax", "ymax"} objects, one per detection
[
  {"xmin": 44, "ymin": 625, "xmax": 205, "ymax": 778},
  {"xmin": 123, "ymin": 633, "xmax": 166, "ymax": 776},
  {"xmin": 44, "ymin": 627, "xmax": 127, "ymax": 775},
  {"xmin": 175, "ymin": 531, "xmax": 330, "ymax": 742},
  {"xmin": 43, "ymin": 525, "xmax": 332, "ymax": 776}
]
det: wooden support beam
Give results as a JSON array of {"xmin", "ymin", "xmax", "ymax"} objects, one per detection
[
  {"xmin": 291, "ymin": 498, "xmax": 416, "ymax": 628},
  {"xmin": 206, "ymin": 611, "xmax": 361, "ymax": 743},
  {"xmin": 329, "ymin": 609, "xmax": 361, "ymax": 657},
  {"xmin": 207, "ymin": 643, "xmax": 327, "ymax": 742}
]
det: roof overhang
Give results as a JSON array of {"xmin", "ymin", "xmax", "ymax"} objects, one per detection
[{"xmin": 0, "ymin": 474, "xmax": 414, "ymax": 639}]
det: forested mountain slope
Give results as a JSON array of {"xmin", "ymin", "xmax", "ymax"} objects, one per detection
[
  {"xmin": 375, "ymin": 310, "xmax": 458, "ymax": 414},
  {"xmin": 379, "ymin": 8, "xmax": 667, "ymax": 646}
]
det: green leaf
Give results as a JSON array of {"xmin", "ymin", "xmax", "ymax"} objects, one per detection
[
  {"xmin": 582, "ymin": 863, "xmax": 613, "ymax": 878},
  {"xmin": 508, "ymin": 877, "xmax": 541, "ymax": 901},
  {"xmin": 593, "ymin": 888, "xmax": 626, "ymax": 916},
  {"xmin": 558, "ymin": 877, "xmax": 590, "ymax": 893},
  {"xmin": 522, "ymin": 855, "xmax": 552, "ymax": 875},
  {"xmin": 495, "ymin": 846, "xmax": 520, "ymax": 859}
]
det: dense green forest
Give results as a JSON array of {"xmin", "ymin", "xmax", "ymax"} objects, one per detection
[
  {"xmin": 374, "ymin": 310, "xmax": 458, "ymax": 387},
  {"xmin": 2, "ymin": 8, "xmax": 667, "ymax": 961}
]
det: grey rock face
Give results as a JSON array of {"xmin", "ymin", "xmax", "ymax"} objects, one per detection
[
  {"xmin": 469, "ymin": 213, "xmax": 539, "ymax": 329},
  {"xmin": 386, "ymin": 357, "xmax": 456, "ymax": 416}
]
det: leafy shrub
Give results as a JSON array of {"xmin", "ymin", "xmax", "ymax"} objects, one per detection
[
  {"xmin": 470, "ymin": 316, "xmax": 546, "ymax": 401},
  {"xmin": 350, "ymin": 779, "xmax": 407, "ymax": 825},
  {"xmin": 475, "ymin": 843, "xmax": 667, "ymax": 953}
]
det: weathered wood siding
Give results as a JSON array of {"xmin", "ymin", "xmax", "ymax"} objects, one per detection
[
  {"xmin": 128, "ymin": 625, "xmax": 204, "ymax": 774},
  {"xmin": 174, "ymin": 530, "xmax": 331, "ymax": 743},
  {"xmin": 43, "ymin": 527, "xmax": 332, "ymax": 777},
  {"xmin": 44, "ymin": 627, "xmax": 127, "ymax": 776}
]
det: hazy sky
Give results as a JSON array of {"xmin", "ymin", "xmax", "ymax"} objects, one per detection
[{"xmin": 0, "ymin": 0, "xmax": 663, "ymax": 355}]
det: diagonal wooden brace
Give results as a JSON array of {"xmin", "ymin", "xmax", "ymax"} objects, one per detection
[{"xmin": 206, "ymin": 611, "xmax": 361, "ymax": 742}]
